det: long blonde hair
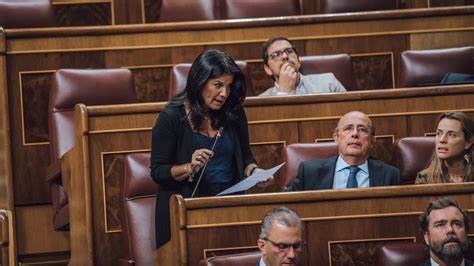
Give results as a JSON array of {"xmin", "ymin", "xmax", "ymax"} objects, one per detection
[{"xmin": 421, "ymin": 112, "xmax": 474, "ymax": 183}]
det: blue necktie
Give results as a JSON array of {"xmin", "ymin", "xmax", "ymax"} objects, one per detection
[{"xmin": 346, "ymin": 166, "xmax": 360, "ymax": 188}]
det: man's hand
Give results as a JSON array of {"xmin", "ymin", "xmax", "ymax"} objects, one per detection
[{"xmin": 278, "ymin": 62, "xmax": 299, "ymax": 93}]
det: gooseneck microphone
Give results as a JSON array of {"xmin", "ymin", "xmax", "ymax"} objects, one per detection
[{"xmin": 190, "ymin": 127, "xmax": 224, "ymax": 198}]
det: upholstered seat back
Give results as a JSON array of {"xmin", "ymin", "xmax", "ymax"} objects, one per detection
[
  {"xmin": 376, "ymin": 242, "xmax": 429, "ymax": 266},
  {"xmin": 50, "ymin": 69, "xmax": 138, "ymax": 160},
  {"xmin": 281, "ymin": 143, "xmax": 338, "ymax": 191},
  {"xmin": 0, "ymin": 0, "xmax": 55, "ymax": 29},
  {"xmin": 120, "ymin": 152, "xmax": 156, "ymax": 266},
  {"xmin": 224, "ymin": 0, "xmax": 300, "ymax": 19},
  {"xmin": 158, "ymin": 0, "xmax": 216, "ymax": 22},
  {"xmin": 300, "ymin": 54, "xmax": 358, "ymax": 91},
  {"xmin": 198, "ymin": 252, "xmax": 261, "ymax": 266},
  {"xmin": 397, "ymin": 46, "xmax": 474, "ymax": 88},
  {"xmin": 168, "ymin": 61, "xmax": 255, "ymax": 99},
  {"xmin": 48, "ymin": 68, "xmax": 137, "ymax": 230},
  {"xmin": 320, "ymin": 0, "xmax": 398, "ymax": 13},
  {"xmin": 393, "ymin": 137, "xmax": 435, "ymax": 184}
]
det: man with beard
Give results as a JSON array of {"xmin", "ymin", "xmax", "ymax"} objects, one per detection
[
  {"xmin": 286, "ymin": 111, "xmax": 399, "ymax": 191},
  {"xmin": 258, "ymin": 36, "xmax": 346, "ymax": 96},
  {"xmin": 420, "ymin": 197, "xmax": 473, "ymax": 266},
  {"xmin": 257, "ymin": 207, "xmax": 303, "ymax": 266}
]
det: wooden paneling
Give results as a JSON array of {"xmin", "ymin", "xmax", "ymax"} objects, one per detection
[
  {"xmin": 113, "ymin": 0, "xmax": 144, "ymax": 25},
  {"xmin": 143, "ymin": 0, "xmax": 159, "ymax": 23},
  {"xmin": 410, "ymin": 30, "xmax": 474, "ymax": 50},
  {"xmin": 15, "ymin": 205, "xmax": 69, "ymax": 255},
  {"xmin": 54, "ymin": 3, "xmax": 112, "ymax": 26}
]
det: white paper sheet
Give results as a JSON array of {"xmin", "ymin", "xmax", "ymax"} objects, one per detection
[{"xmin": 217, "ymin": 162, "xmax": 285, "ymax": 196}]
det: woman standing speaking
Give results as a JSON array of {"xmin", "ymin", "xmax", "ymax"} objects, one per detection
[{"xmin": 151, "ymin": 49, "xmax": 269, "ymax": 248}]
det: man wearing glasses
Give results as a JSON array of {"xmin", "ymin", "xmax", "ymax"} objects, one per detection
[
  {"xmin": 259, "ymin": 36, "xmax": 346, "ymax": 96},
  {"xmin": 286, "ymin": 111, "xmax": 400, "ymax": 191},
  {"xmin": 257, "ymin": 207, "xmax": 303, "ymax": 266}
]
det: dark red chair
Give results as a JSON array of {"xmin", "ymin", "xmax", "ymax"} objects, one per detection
[
  {"xmin": 119, "ymin": 152, "xmax": 156, "ymax": 266},
  {"xmin": 393, "ymin": 137, "xmax": 435, "ymax": 184},
  {"xmin": 320, "ymin": 0, "xmax": 398, "ymax": 13},
  {"xmin": 168, "ymin": 61, "xmax": 255, "ymax": 100},
  {"xmin": 198, "ymin": 252, "xmax": 261, "ymax": 266},
  {"xmin": 158, "ymin": 0, "xmax": 216, "ymax": 22},
  {"xmin": 224, "ymin": 0, "xmax": 300, "ymax": 19},
  {"xmin": 376, "ymin": 242, "xmax": 429, "ymax": 266},
  {"xmin": 0, "ymin": 0, "xmax": 55, "ymax": 29},
  {"xmin": 280, "ymin": 142, "xmax": 338, "ymax": 191},
  {"xmin": 300, "ymin": 54, "xmax": 358, "ymax": 91},
  {"xmin": 397, "ymin": 46, "xmax": 474, "ymax": 88},
  {"xmin": 47, "ymin": 69, "xmax": 138, "ymax": 230}
]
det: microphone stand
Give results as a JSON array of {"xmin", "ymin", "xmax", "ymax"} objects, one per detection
[{"xmin": 190, "ymin": 127, "xmax": 223, "ymax": 198}]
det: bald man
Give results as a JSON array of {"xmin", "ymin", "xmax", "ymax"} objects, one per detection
[{"xmin": 286, "ymin": 111, "xmax": 400, "ymax": 191}]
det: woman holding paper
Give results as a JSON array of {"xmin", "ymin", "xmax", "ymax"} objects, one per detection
[{"xmin": 150, "ymin": 49, "xmax": 271, "ymax": 248}]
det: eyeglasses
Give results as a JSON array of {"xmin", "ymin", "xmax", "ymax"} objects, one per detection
[
  {"xmin": 340, "ymin": 125, "xmax": 371, "ymax": 136},
  {"xmin": 269, "ymin": 47, "xmax": 297, "ymax": 60},
  {"xmin": 263, "ymin": 237, "xmax": 304, "ymax": 252}
]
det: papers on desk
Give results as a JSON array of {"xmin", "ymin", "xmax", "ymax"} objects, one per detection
[{"xmin": 217, "ymin": 162, "xmax": 285, "ymax": 196}]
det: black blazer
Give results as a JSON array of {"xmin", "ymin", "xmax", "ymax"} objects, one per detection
[
  {"xmin": 419, "ymin": 258, "xmax": 474, "ymax": 266},
  {"xmin": 150, "ymin": 104, "xmax": 257, "ymax": 248},
  {"xmin": 286, "ymin": 156, "xmax": 400, "ymax": 191}
]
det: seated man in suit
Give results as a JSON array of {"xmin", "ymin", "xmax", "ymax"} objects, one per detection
[
  {"xmin": 420, "ymin": 197, "xmax": 473, "ymax": 266},
  {"xmin": 287, "ymin": 111, "xmax": 399, "ymax": 191},
  {"xmin": 258, "ymin": 36, "xmax": 346, "ymax": 96},
  {"xmin": 257, "ymin": 207, "xmax": 303, "ymax": 266}
]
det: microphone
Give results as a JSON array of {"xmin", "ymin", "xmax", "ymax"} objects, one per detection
[{"xmin": 190, "ymin": 127, "xmax": 224, "ymax": 198}]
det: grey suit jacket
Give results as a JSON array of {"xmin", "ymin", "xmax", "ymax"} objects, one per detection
[
  {"xmin": 258, "ymin": 73, "xmax": 346, "ymax": 96},
  {"xmin": 286, "ymin": 156, "xmax": 400, "ymax": 191}
]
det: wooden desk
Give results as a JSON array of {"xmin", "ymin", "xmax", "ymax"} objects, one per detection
[
  {"xmin": 160, "ymin": 183, "xmax": 474, "ymax": 265},
  {"xmin": 64, "ymin": 85, "xmax": 474, "ymax": 265}
]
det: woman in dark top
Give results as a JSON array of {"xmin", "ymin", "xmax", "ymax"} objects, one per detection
[
  {"xmin": 151, "ymin": 49, "xmax": 268, "ymax": 248},
  {"xmin": 415, "ymin": 112, "xmax": 474, "ymax": 184}
]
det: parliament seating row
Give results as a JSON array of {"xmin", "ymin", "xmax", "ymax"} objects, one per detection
[
  {"xmin": 0, "ymin": 0, "xmax": 401, "ymax": 29},
  {"xmin": 281, "ymin": 136, "xmax": 435, "ymax": 189},
  {"xmin": 168, "ymin": 46, "xmax": 474, "ymax": 99},
  {"xmin": 46, "ymin": 44, "xmax": 472, "ymax": 232},
  {"xmin": 158, "ymin": 0, "xmax": 401, "ymax": 22},
  {"xmin": 169, "ymin": 54, "xmax": 358, "ymax": 98},
  {"xmin": 118, "ymin": 136, "xmax": 435, "ymax": 264},
  {"xmin": 197, "ymin": 242, "xmax": 429, "ymax": 266}
]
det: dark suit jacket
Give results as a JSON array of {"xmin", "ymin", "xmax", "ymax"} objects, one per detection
[
  {"xmin": 419, "ymin": 258, "xmax": 474, "ymax": 266},
  {"xmin": 286, "ymin": 156, "xmax": 400, "ymax": 191}
]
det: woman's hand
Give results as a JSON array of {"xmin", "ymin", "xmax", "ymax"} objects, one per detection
[
  {"xmin": 190, "ymin": 148, "xmax": 214, "ymax": 173},
  {"xmin": 252, "ymin": 168, "xmax": 274, "ymax": 188}
]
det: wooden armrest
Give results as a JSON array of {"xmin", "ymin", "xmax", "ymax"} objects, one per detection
[{"xmin": 45, "ymin": 160, "xmax": 61, "ymax": 182}]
